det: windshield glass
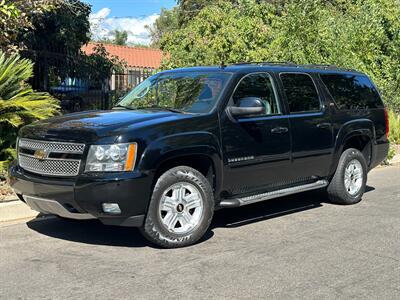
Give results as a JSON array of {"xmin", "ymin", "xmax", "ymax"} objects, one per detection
[{"xmin": 116, "ymin": 72, "xmax": 231, "ymax": 113}]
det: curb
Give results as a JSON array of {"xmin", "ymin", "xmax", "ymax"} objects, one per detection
[
  {"xmin": 390, "ymin": 153, "xmax": 400, "ymax": 165},
  {"xmin": 0, "ymin": 201, "xmax": 39, "ymax": 224},
  {"xmin": 0, "ymin": 158, "xmax": 398, "ymax": 224}
]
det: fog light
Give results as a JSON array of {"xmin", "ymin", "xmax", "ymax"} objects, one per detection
[{"xmin": 102, "ymin": 203, "xmax": 121, "ymax": 214}]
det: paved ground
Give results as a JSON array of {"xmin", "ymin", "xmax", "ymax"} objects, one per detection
[{"xmin": 0, "ymin": 166, "xmax": 399, "ymax": 300}]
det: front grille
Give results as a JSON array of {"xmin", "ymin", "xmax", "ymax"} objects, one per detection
[
  {"xmin": 18, "ymin": 138, "xmax": 85, "ymax": 177},
  {"xmin": 19, "ymin": 138, "xmax": 85, "ymax": 153}
]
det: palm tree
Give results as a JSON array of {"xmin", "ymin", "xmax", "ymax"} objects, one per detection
[{"xmin": 0, "ymin": 51, "xmax": 59, "ymax": 173}]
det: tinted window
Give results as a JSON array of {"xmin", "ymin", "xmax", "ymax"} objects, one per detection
[
  {"xmin": 232, "ymin": 73, "xmax": 281, "ymax": 115},
  {"xmin": 118, "ymin": 72, "xmax": 231, "ymax": 113},
  {"xmin": 280, "ymin": 73, "xmax": 321, "ymax": 113},
  {"xmin": 320, "ymin": 74, "xmax": 382, "ymax": 109}
]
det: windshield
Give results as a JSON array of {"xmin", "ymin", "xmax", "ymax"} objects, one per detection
[{"xmin": 115, "ymin": 72, "xmax": 231, "ymax": 113}]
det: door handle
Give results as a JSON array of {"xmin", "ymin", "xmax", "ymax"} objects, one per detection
[
  {"xmin": 316, "ymin": 122, "xmax": 331, "ymax": 129},
  {"xmin": 271, "ymin": 127, "xmax": 289, "ymax": 134}
]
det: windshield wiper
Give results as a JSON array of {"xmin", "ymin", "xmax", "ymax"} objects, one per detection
[
  {"xmin": 113, "ymin": 105, "xmax": 187, "ymax": 114},
  {"xmin": 138, "ymin": 106, "xmax": 186, "ymax": 114},
  {"xmin": 113, "ymin": 104, "xmax": 135, "ymax": 110}
]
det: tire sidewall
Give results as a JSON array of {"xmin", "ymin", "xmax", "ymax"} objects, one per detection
[
  {"xmin": 337, "ymin": 148, "xmax": 367, "ymax": 203},
  {"xmin": 143, "ymin": 166, "xmax": 214, "ymax": 247}
]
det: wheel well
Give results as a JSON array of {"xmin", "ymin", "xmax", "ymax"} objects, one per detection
[
  {"xmin": 154, "ymin": 155, "xmax": 216, "ymax": 192},
  {"xmin": 343, "ymin": 135, "xmax": 372, "ymax": 165}
]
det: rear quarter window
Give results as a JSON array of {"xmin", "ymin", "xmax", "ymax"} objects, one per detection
[{"xmin": 320, "ymin": 74, "xmax": 383, "ymax": 110}]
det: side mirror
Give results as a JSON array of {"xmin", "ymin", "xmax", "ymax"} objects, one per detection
[{"xmin": 228, "ymin": 97, "xmax": 264, "ymax": 117}]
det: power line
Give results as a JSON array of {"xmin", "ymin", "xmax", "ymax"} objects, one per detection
[{"xmin": 89, "ymin": 15, "xmax": 154, "ymax": 19}]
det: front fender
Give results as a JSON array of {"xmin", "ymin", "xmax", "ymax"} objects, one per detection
[{"xmin": 138, "ymin": 131, "xmax": 223, "ymax": 186}]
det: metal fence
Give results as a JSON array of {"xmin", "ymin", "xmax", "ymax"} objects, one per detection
[
  {"xmin": 21, "ymin": 49, "xmax": 155, "ymax": 113},
  {"xmin": 110, "ymin": 68, "xmax": 154, "ymax": 107}
]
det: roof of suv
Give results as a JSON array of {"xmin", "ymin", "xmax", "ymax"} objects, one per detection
[{"xmin": 163, "ymin": 62, "xmax": 364, "ymax": 75}]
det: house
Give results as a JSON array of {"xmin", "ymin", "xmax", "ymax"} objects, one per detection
[{"xmin": 81, "ymin": 42, "xmax": 164, "ymax": 91}]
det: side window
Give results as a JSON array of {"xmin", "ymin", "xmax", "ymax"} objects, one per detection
[
  {"xmin": 320, "ymin": 74, "xmax": 382, "ymax": 109},
  {"xmin": 232, "ymin": 73, "xmax": 281, "ymax": 115},
  {"xmin": 280, "ymin": 73, "xmax": 321, "ymax": 113}
]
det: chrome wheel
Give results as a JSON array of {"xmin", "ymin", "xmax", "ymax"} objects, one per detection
[
  {"xmin": 158, "ymin": 182, "xmax": 204, "ymax": 234},
  {"xmin": 344, "ymin": 159, "xmax": 363, "ymax": 196}
]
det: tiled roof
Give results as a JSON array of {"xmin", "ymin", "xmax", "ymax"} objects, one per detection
[{"xmin": 82, "ymin": 42, "xmax": 164, "ymax": 69}]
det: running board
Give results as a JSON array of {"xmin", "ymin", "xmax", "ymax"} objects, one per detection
[{"xmin": 219, "ymin": 180, "xmax": 329, "ymax": 208}]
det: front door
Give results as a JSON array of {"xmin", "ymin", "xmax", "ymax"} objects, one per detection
[{"xmin": 220, "ymin": 72, "xmax": 292, "ymax": 196}]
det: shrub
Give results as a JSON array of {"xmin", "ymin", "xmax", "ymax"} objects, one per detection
[
  {"xmin": 0, "ymin": 51, "xmax": 59, "ymax": 174},
  {"xmin": 388, "ymin": 110, "xmax": 400, "ymax": 144}
]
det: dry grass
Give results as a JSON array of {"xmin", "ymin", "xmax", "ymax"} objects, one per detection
[
  {"xmin": 0, "ymin": 180, "xmax": 16, "ymax": 202},
  {"xmin": 388, "ymin": 110, "xmax": 400, "ymax": 144}
]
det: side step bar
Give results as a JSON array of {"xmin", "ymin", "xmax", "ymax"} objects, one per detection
[{"xmin": 219, "ymin": 180, "xmax": 329, "ymax": 208}]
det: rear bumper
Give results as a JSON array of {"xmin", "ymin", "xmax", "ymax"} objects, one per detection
[
  {"xmin": 9, "ymin": 163, "xmax": 152, "ymax": 227},
  {"xmin": 370, "ymin": 141, "xmax": 390, "ymax": 170}
]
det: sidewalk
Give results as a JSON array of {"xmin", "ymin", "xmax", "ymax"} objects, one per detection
[
  {"xmin": 0, "ymin": 200, "xmax": 39, "ymax": 225},
  {"xmin": 1, "ymin": 151, "xmax": 399, "ymax": 225}
]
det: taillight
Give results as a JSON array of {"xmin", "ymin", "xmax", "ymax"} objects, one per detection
[{"xmin": 384, "ymin": 108, "xmax": 389, "ymax": 139}]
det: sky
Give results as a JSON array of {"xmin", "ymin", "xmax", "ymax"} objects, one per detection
[{"xmin": 85, "ymin": 0, "xmax": 176, "ymax": 45}]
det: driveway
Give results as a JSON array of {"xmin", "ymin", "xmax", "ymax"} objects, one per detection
[{"xmin": 0, "ymin": 165, "xmax": 399, "ymax": 299}]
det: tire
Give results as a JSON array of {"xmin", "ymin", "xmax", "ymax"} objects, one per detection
[
  {"xmin": 327, "ymin": 148, "xmax": 367, "ymax": 205},
  {"xmin": 140, "ymin": 166, "xmax": 214, "ymax": 248}
]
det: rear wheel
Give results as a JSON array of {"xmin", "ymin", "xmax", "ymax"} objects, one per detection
[
  {"xmin": 327, "ymin": 148, "xmax": 367, "ymax": 205},
  {"xmin": 140, "ymin": 166, "xmax": 214, "ymax": 248}
]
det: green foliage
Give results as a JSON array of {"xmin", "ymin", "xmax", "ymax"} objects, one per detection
[
  {"xmin": 384, "ymin": 144, "xmax": 396, "ymax": 164},
  {"xmin": 388, "ymin": 110, "xmax": 400, "ymax": 144},
  {"xmin": 113, "ymin": 30, "xmax": 128, "ymax": 46},
  {"xmin": 0, "ymin": 0, "xmax": 60, "ymax": 52},
  {"xmin": 17, "ymin": 0, "xmax": 91, "ymax": 90},
  {"xmin": 148, "ymin": 7, "xmax": 180, "ymax": 47},
  {"xmin": 0, "ymin": 51, "xmax": 59, "ymax": 173},
  {"xmin": 159, "ymin": 0, "xmax": 400, "ymax": 112},
  {"xmin": 79, "ymin": 43, "xmax": 127, "ymax": 84},
  {"xmin": 161, "ymin": 1, "xmax": 276, "ymax": 67},
  {"xmin": 97, "ymin": 30, "xmax": 129, "ymax": 46}
]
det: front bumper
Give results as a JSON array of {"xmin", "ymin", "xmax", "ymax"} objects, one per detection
[
  {"xmin": 24, "ymin": 195, "xmax": 94, "ymax": 220},
  {"xmin": 9, "ymin": 163, "xmax": 153, "ymax": 227}
]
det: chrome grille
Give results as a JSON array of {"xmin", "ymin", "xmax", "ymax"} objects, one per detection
[
  {"xmin": 18, "ymin": 138, "xmax": 85, "ymax": 177},
  {"xmin": 19, "ymin": 138, "xmax": 85, "ymax": 154}
]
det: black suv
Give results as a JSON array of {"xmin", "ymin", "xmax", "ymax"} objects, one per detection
[{"xmin": 10, "ymin": 63, "xmax": 389, "ymax": 248}]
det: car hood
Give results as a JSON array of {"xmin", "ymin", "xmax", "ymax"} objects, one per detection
[{"xmin": 19, "ymin": 109, "xmax": 189, "ymax": 142}]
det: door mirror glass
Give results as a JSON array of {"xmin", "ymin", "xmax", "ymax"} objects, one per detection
[{"xmin": 229, "ymin": 97, "xmax": 265, "ymax": 117}]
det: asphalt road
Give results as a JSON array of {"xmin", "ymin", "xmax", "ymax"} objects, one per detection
[{"xmin": 1, "ymin": 165, "xmax": 399, "ymax": 300}]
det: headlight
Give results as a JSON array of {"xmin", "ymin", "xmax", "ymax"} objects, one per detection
[{"xmin": 85, "ymin": 143, "xmax": 137, "ymax": 172}]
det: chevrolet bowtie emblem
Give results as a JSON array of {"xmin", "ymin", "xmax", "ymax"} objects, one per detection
[{"xmin": 34, "ymin": 149, "xmax": 48, "ymax": 160}]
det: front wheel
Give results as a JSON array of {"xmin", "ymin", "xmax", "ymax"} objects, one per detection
[
  {"xmin": 140, "ymin": 166, "xmax": 214, "ymax": 248},
  {"xmin": 327, "ymin": 148, "xmax": 367, "ymax": 205}
]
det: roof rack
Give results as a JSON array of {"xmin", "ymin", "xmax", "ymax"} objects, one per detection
[
  {"xmin": 231, "ymin": 61, "xmax": 296, "ymax": 66},
  {"xmin": 301, "ymin": 64, "xmax": 338, "ymax": 69},
  {"xmin": 300, "ymin": 64, "xmax": 358, "ymax": 72},
  {"xmin": 229, "ymin": 61, "xmax": 358, "ymax": 72}
]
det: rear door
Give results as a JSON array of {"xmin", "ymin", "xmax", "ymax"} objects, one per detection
[{"xmin": 278, "ymin": 72, "xmax": 334, "ymax": 180}]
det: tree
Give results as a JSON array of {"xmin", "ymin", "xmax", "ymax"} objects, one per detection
[
  {"xmin": 160, "ymin": 1, "xmax": 275, "ymax": 67},
  {"xmin": 17, "ymin": 0, "xmax": 91, "ymax": 90},
  {"xmin": 158, "ymin": 0, "xmax": 400, "ymax": 112},
  {"xmin": 0, "ymin": 0, "xmax": 60, "ymax": 52},
  {"xmin": 148, "ymin": 7, "xmax": 180, "ymax": 47},
  {"xmin": 0, "ymin": 51, "xmax": 59, "ymax": 173},
  {"xmin": 79, "ymin": 43, "xmax": 127, "ymax": 86},
  {"xmin": 113, "ymin": 30, "xmax": 128, "ymax": 46}
]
